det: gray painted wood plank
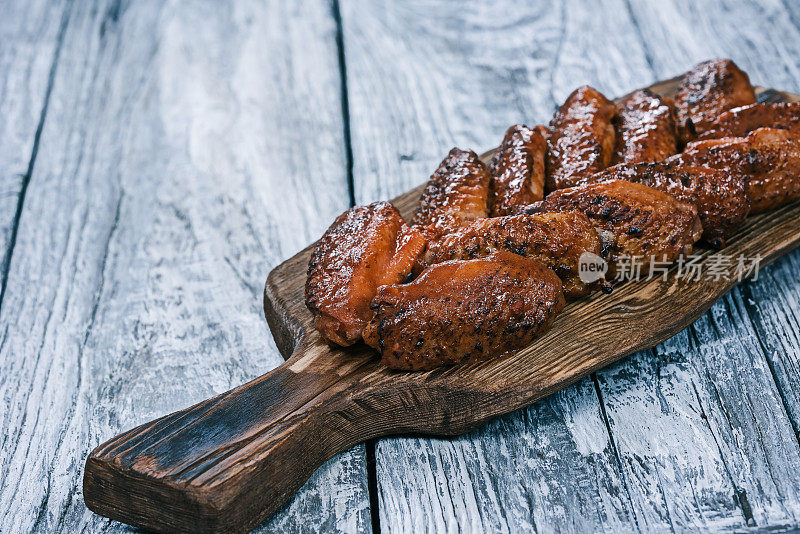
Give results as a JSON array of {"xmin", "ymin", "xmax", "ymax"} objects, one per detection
[
  {"xmin": 594, "ymin": 1, "xmax": 800, "ymax": 529},
  {"xmin": 626, "ymin": 0, "xmax": 800, "ymax": 470},
  {"xmin": 342, "ymin": 0, "xmax": 800, "ymax": 531},
  {"xmin": 373, "ymin": 382, "xmax": 635, "ymax": 533},
  {"xmin": 0, "ymin": 0, "xmax": 70, "ymax": 297},
  {"xmin": 0, "ymin": 1, "xmax": 370, "ymax": 532},
  {"xmin": 739, "ymin": 254, "xmax": 800, "ymax": 443},
  {"xmin": 342, "ymin": 0, "xmax": 646, "ymax": 531}
]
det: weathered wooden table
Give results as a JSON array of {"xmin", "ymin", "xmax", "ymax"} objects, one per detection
[{"xmin": 2, "ymin": 1, "xmax": 800, "ymax": 532}]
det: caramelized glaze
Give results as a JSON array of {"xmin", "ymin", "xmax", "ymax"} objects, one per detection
[
  {"xmin": 588, "ymin": 161, "xmax": 750, "ymax": 248},
  {"xmin": 412, "ymin": 148, "xmax": 490, "ymax": 237},
  {"xmin": 547, "ymin": 86, "xmax": 616, "ymax": 191},
  {"xmin": 420, "ymin": 211, "xmax": 607, "ymax": 299},
  {"xmin": 612, "ymin": 89, "xmax": 679, "ymax": 164},
  {"xmin": 364, "ymin": 251, "xmax": 565, "ymax": 371},
  {"xmin": 305, "ymin": 202, "xmax": 427, "ymax": 346},
  {"xmin": 674, "ymin": 58, "xmax": 756, "ymax": 139},
  {"xmin": 699, "ymin": 102, "xmax": 800, "ymax": 140},
  {"xmin": 489, "ymin": 124, "xmax": 547, "ymax": 216},
  {"xmin": 677, "ymin": 127, "xmax": 800, "ymax": 213},
  {"xmin": 527, "ymin": 180, "xmax": 702, "ymax": 273}
]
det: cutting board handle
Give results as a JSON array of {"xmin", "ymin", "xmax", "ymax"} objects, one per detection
[{"xmin": 83, "ymin": 339, "xmax": 381, "ymax": 534}]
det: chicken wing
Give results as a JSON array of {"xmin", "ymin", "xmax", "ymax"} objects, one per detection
[
  {"xmin": 364, "ymin": 251, "xmax": 565, "ymax": 370},
  {"xmin": 534, "ymin": 124, "xmax": 551, "ymax": 143},
  {"xmin": 588, "ymin": 161, "xmax": 750, "ymax": 249},
  {"xmin": 526, "ymin": 180, "xmax": 702, "ymax": 274},
  {"xmin": 698, "ymin": 102, "xmax": 800, "ymax": 140},
  {"xmin": 419, "ymin": 211, "xmax": 608, "ymax": 299},
  {"xmin": 547, "ymin": 85, "xmax": 616, "ymax": 191},
  {"xmin": 412, "ymin": 148, "xmax": 490, "ymax": 237},
  {"xmin": 676, "ymin": 127, "xmax": 800, "ymax": 213},
  {"xmin": 612, "ymin": 89, "xmax": 679, "ymax": 164},
  {"xmin": 306, "ymin": 202, "xmax": 427, "ymax": 346},
  {"xmin": 674, "ymin": 58, "xmax": 756, "ymax": 139},
  {"xmin": 489, "ymin": 124, "xmax": 547, "ymax": 216}
]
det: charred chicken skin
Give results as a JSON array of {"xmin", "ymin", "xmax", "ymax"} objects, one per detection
[
  {"xmin": 304, "ymin": 61, "xmax": 798, "ymax": 371},
  {"xmin": 676, "ymin": 127, "xmax": 800, "ymax": 213},
  {"xmin": 699, "ymin": 102, "xmax": 800, "ymax": 140},
  {"xmin": 363, "ymin": 251, "xmax": 565, "ymax": 371},
  {"xmin": 547, "ymin": 85, "xmax": 617, "ymax": 191},
  {"xmin": 489, "ymin": 124, "xmax": 547, "ymax": 216},
  {"xmin": 674, "ymin": 58, "xmax": 757, "ymax": 140},
  {"xmin": 412, "ymin": 148, "xmax": 491, "ymax": 237},
  {"xmin": 526, "ymin": 180, "xmax": 702, "ymax": 273},
  {"xmin": 612, "ymin": 89, "xmax": 679, "ymax": 164},
  {"xmin": 419, "ymin": 211, "xmax": 607, "ymax": 299},
  {"xmin": 587, "ymin": 162, "xmax": 750, "ymax": 249},
  {"xmin": 305, "ymin": 202, "xmax": 427, "ymax": 346}
]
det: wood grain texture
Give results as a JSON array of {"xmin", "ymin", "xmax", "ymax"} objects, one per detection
[
  {"xmin": 81, "ymin": 80, "xmax": 800, "ymax": 533},
  {"xmin": 0, "ymin": 0, "xmax": 70, "ymax": 297},
  {"xmin": 590, "ymin": 2, "xmax": 800, "ymax": 530},
  {"xmin": 5, "ymin": 0, "xmax": 800, "ymax": 532},
  {"xmin": 340, "ymin": 1, "xmax": 648, "ymax": 530},
  {"xmin": 340, "ymin": 0, "xmax": 800, "ymax": 531},
  {"xmin": 0, "ymin": 1, "xmax": 370, "ymax": 532}
]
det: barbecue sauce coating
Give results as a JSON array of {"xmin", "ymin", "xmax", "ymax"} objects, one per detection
[
  {"xmin": 677, "ymin": 127, "xmax": 800, "ymax": 214},
  {"xmin": 612, "ymin": 89, "xmax": 679, "ymax": 164},
  {"xmin": 587, "ymin": 161, "xmax": 750, "ymax": 249},
  {"xmin": 420, "ymin": 211, "xmax": 607, "ymax": 299},
  {"xmin": 305, "ymin": 202, "xmax": 427, "ymax": 346},
  {"xmin": 489, "ymin": 124, "xmax": 547, "ymax": 216},
  {"xmin": 412, "ymin": 148, "xmax": 490, "ymax": 237},
  {"xmin": 674, "ymin": 58, "xmax": 756, "ymax": 139},
  {"xmin": 699, "ymin": 102, "xmax": 800, "ymax": 140},
  {"xmin": 547, "ymin": 86, "xmax": 616, "ymax": 191},
  {"xmin": 527, "ymin": 180, "xmax": 702, "ymax": 274},
  {"xmin": 364, "ymin": 251, "xmax": 565, "ymax": 371}
]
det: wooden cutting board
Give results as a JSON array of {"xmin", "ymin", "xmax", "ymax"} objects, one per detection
[{"xmin": 82, "ymin": 78, "xmax": 800, "ymax": 534}]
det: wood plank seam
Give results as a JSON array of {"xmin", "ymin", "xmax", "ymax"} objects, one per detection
[
  {"xmin": 339, "ymin": 3, "xmax": 800, "ymax": 530},
  {"xmin": 0, "ymin": 0, "xmax": 372, "ymax": 531},
  {"xmin": 0, "ymin": 0, "xmax": 73, "ymax": 310},
  {"xmin": 738, "ymin": 282, "xmax": 800, "ymax": 447},
  {"xmin": 0, "ymin": 0, "xmax": 75, "ymax": 502},
  {"xmin": 687, "ymin": 379, "xmax": 757, "ymax": 527},
  {"xmin": 332, "ymin": 0, "xmax": 357, "ymax": 209},
  {"xmin": 590, "ymin": 373, "xmax": 643, "ymax": 531},
  {"xmin": 688, "ymin": 315, "xmax": 796, "ymax": 527},
  {"xmin": 332, "ymin": 0, "xmax": 382, "ymax": 531}
]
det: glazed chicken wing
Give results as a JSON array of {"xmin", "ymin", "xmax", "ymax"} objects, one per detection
[
  {"xmin": 526, "ymin": 180, "xmax": 702, "ymax": 274},
  {"xmin": 419, "ymin": 211, "xmax": 608, "ymax": 299},
  {"xmin": 588, "ymin": 161, "xmax": 750, "ymax": 249},
  {"xmin": 547, "ymin": 86, "xmax": 616, "ymax": 191},
  {"xmin": 676, "ymin": 127, "xmax": 800, "ymax": 213},
  {"xmin": 489, "ymin": 124, "xmax": 547, "ymax": 216},
  {"xmin": 305, "ymin": 202, "xmax": 427, "ymax": 346},
  {"xmin": 674, "ymin": 58, "xmax": 756, "ymax": 139},
  {"xmin": 699, "ymin": 102, "xmax": 800, "ymax": 140},
  {"xmin": 612, "ymin": 89, "xmax": 679, "ymax": 164},
  {"xmin": 364, "ymin": 251, "xmax": 565, "ymax": 371},
  {"xmin": 533, "ymin": 124, "xmax": 551, "ymax": 143},
  {"xmin": 412, "ymin": 148, "xmax": 490, "ymax": 237}
]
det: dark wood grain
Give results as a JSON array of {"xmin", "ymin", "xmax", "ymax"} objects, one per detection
[
  {"xmin": 83, "ymin": 79, "xmax": 800, "ymax": 532},
  {"xmin": 0, "ymin": 0, "xmax": 370, "ymax": 532},
  {"xmin": 341, "ymin": 2, "xmax": 800, "ymax": 529},
  {"xmin": 340, "ymin": 2, "xmax": 653, "ymax": 528}
]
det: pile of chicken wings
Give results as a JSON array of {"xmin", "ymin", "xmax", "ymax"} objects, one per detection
[{"xmin": 305, "ymin": 59, "xmax": 800, "ymax": 371}]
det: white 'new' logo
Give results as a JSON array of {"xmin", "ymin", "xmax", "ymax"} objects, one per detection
[{"xmin": 578, "ymin": 251, "xmax": 608, "ymax": 283}]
